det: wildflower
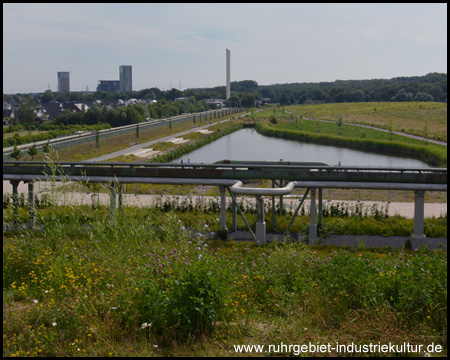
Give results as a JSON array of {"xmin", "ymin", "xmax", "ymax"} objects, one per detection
[
  {"xmin": 204, "ymin": 224, "xmax": 208, "ymax": 228},
  {"xmin": 52, "ymin": 322, "xmax": 57, "ymax": 326},
  {"xmin": 141, "ymin": 323, "xmax": 151, "ymax": 329},
  {"xmin": 33, "ymin": 300, "xmax": 38, "ymax": 304}
]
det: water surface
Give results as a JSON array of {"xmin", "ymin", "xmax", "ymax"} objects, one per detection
[{"xmin": 172, "ymin": 128, "xmax": 430, "ymax": 167}]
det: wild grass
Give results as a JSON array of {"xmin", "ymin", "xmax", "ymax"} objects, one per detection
[
  {"xmin": 18, "ymin": 112, "xmax": 247, "ymax": 162},
  {"xmin": 256, "ymin": 121, "xmax": 447, "ymax": 167},
  {"xmin": 289, "ymin": 102, "xmax": 447, "ymax": 142},
  {"xmin": 3, "ymin": 187, "xmax": 447, "ymax": 356}
]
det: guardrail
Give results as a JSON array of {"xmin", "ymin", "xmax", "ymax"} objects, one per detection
[{"xmin": 3, "ymin": 160, "xmax": 447, "ymax": 246}]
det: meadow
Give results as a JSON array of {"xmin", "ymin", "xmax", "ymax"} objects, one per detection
[
  {"xmin": 3, "ymin": 193, "xmax": 447, "ymax": 357},
  {"xmin": 4, "ymin": 102, "xmax": 447, "ymax": 356},
  {"xmin": 288, "ymin": 102, "xmax": 447, "ymax": 142},
  {"xmin": 253, "ymin": 106, "xmax": 447, "ymax": 167}
]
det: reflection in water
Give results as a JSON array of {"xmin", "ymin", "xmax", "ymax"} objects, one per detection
[{"xmin": 172, "ymin": 128, "xmax": 430, "ymax": 167}]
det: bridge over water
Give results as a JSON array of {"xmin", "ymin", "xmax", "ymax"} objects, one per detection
[{"xmin": 3, "ymin": 160, "xmax": 447, "ymax": 247}]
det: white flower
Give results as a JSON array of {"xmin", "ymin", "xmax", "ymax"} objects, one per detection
[
  {"xmin": 52, "ymin": 322, "xmax": 57, "ymax": 326},
  {"xmin": 44, "ymin": 290, "xmax": 49, "ymax": 293},
  {"xmin": 33, "ymin": 299, "xmax": 38, "ymax": 304},
  {"xmin": 141, "ymin": 322, "xmax": 151, "ymax": 329}
]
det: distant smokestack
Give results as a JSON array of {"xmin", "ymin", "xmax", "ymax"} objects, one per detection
[{"xmin": 226, "ymin": 49, "xmax": 230, "ymax": 99}]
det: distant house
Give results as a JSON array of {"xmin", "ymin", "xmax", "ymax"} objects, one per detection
[
  {"xmin": 3, "ymin": 108, "xmax": 15, "ymax": 120},
  {"xmin": 68, "ymin": 103, "xmax": 89, "ymax": 113},
  {"xmin": 40, "ymin": 101, "xmax": 65, "ymax": 120}
]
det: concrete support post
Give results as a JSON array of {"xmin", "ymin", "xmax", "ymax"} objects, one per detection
[
  {"xmin": 411, "ymin": 190, "xmax": 426, "ymax": 245},
  {"xmin": 11, "ymin": 180, "xmax": 20, "ymax": 225},
  {"xmin": 309, "ymin": 188, "xmax": 317, "ymax": 244},
  {"xmin": 232, "ymin": 199, "xmax": 237, "ymax": 231},
  {"xmin": 255, "ymin": 195, "xmax": 266, "ymax": 245},
  {"xmin": 219, "ymin": 186, "xmax": 227, "ymax": 230},
  {"xmin": 109, "ymin": 183, "xmax": 116, "ymax": 225},
  {"xmin": 271, "ymin": 180, "xmax": 276, "ymax": 230},
  {"xmin": 118, "ymin": 184, "xmax": 123, "ymax": 214},
  {"xmin": 318, "ymin": 188, "xmax": 323, "ymax": 226},
  {"xmin": 279, "ymin": 180, "xmax": 284, "ymax": 216},
  {"xmin": 28, "ymin": 181, "xmax": 35, "ymax": 229}
]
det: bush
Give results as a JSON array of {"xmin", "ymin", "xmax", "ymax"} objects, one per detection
[{"xmin": 135, "ymin": 258, "xmax": 230, "ymax": 340}]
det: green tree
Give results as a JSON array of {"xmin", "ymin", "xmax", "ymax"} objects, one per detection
[
  {"xmin": 95, "ymin": 129, "xmax": 100, "ymax": 148},
  {"xmin": 336, "ymin": 114, "xmax": 343, "ymax": 135},
  {"xmin": 10, "ymin": 144, "xmax": 22, "ymax": 160},
  {"xmin": 27, "ymin": 144, "xmax": 39, "ymax": 160},
  {"xmin": 136, "ymin": 123, "xmax": 140, "ymax": 138},
  {"xmin": 422, "ymin": 120, "xmax": 428, "ymax": 145},
  {"xmin": 240, "ymin": 94, "xmax": 255, "ymax": 108},
  {"xmin": 279, "ymin": 92, "xmax": 291, "ymax": 106},
  {"xmin": 17, "ymin": 100, "xmax": 35, "ymax": 124},
  {"xmin": 388, "ymin": 119, "xmax": 394, "ymax": 140},
  {"xmin": 40, "ymin": 90, "xmax": 55, "ymax": 104},
  {"xmin": 42, "ymin": 140, "xmax": 51, "ymax": 154}
]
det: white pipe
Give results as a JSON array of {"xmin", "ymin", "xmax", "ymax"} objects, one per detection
[{"xmin": 230, "ymin": 180, "xmax": 295, "ymax": 196}]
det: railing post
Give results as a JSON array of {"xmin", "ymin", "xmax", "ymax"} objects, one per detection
[
  {"xmin": 118, "ymin": 184, "xmax": 123, "ymax": 215},
  {"xmin": 318, "ymin": 188, "xmax": 323, "ymax": 226},
  {"xmin": 411, "ymin": 190, "xmax": 426, "ymax": 247},
  {"xmin": 309, "ymin": 188, "xmax": 317, "ymax": 244},
  {"xmin": 28, "ymin": 181, "xmax": 35, "ymax": 229},
  {"xmin": 11, "ymin": 180, "xmax": 20, "ymax": 226},
  {"xmin": 271, "ymin": 180, "xmax": 276, "ymax": 230},
  {"xmin": 219, "ymin": 186, "xmax": 227, "ymax": 230},
  {"xmin": 255, "ymin": 195, "xmax": 266, "ymax": 245},
  {"xmin": 232, "ymin": 198, "xmax": 237, "ymax": 231},
  {"xmin": 109, "ymin": 183, "xmax": 116, "ymax": 225},
  {"xmin": 279, "ymin": 180, "xmax": 284, "ymax": 216}
]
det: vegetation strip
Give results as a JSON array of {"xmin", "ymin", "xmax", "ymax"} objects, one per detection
[{"xmin": 255, "ymin": 122, "xmax": 446, "ymax": 167}]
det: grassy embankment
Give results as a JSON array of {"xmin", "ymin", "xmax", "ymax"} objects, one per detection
[
  {"xmin": 3, "ymin": 196, "xmax": 447, "ymax": 357},
  {"xmin": 289, "ymin": 102, "xmax": 447, "ymax": 143},
  {"xmin": 18, "ymin": 111, "xmax": 247, "ymax": 162}
]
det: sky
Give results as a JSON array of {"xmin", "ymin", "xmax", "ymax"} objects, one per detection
[{"xmin": 3, "ymin": 3, "xmax": 447, "ymax": 94}]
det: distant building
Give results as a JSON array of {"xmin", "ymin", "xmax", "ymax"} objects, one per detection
[
  {"xmin": 97, "ymin": 80, "xmax": 120, "ymax": 92},
  {"xmin": 57, "ymin": 72, "xmax": 70, "ymax": 93},
  {"xmin": 68, "ymin": 103, "xmax": 89, "ymax": 113},
  {"xmin": 119, "ymin": 65, "xmax": 132, "ymax": 92}
]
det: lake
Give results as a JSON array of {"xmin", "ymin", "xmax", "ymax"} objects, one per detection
[{"xmin": 171, "ymin": 128, "xmax": 430, "ymax": 167}]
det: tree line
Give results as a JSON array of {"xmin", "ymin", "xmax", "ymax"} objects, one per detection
[{"xmin": 4, "ymin": 73, "xmax": 446, "ymax": 108}]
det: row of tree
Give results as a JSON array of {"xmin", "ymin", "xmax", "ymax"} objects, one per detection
[
  {"xmin": 53, "ymin": 97, "xmax": 209, "ymax": 127},
  {"xmin": 4, "ymin": 73, "xmax": 446, "ymax": 107}
]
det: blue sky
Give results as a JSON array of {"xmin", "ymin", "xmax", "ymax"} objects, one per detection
[{"xmin": 3, "ymin": 3, "xmax": 447, "ymax": 94}]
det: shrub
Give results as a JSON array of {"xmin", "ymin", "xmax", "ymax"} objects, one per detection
[{"xmin": 135, "ymin": 258, "xmax": 230, "ymax": 340}]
